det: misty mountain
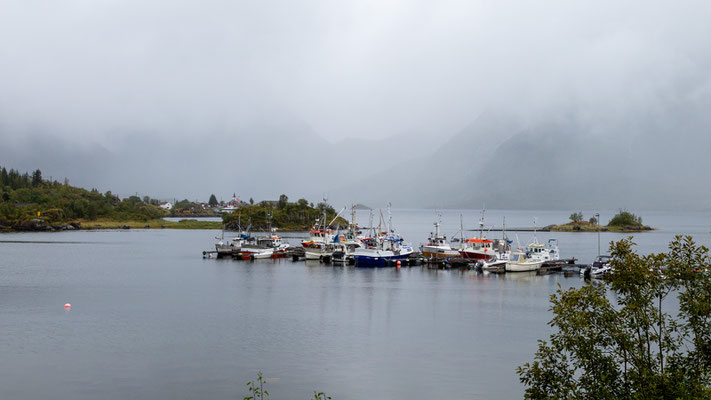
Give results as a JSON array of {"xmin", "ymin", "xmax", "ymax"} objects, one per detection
[
  {"xmin": 344, "ymin": 102, "xmax": 711, "ymax": 211},
  {"xmin": 0, "ymin": 116, "xmax": 438, "ymax": 204}
]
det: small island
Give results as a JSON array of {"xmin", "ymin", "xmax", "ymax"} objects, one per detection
[{"xmin": 551, "ymin": 210, "xmax": 654, "ymax": 232}]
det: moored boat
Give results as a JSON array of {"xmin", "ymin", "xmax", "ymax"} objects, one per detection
[
  {"xmin": 505, "ymin": 251, "xmax": 544, "ymax": 272},
  {"xmin": 420, "ymin": 216, "xmax": 459, "ymax": 259},
  {"xmin": 526, "ymin": 237, "xmax": 560, "ymax": 262},
  {"xmin": 354, "ymin": 206, "xmax": 413, "ymax": 267}
]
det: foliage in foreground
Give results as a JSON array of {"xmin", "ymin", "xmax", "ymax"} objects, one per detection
[
  {"xmin": 244, "ymin": 372, "xmax": 332, "ymax": 400},
  {"xmin": 518, "ymin": 235, "xmax": 711, "ymax": 399}
]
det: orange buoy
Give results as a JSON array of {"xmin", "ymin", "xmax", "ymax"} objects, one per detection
[{"xmin": 64, "ymin": 303, "xmax": 71, "ymax": 309}]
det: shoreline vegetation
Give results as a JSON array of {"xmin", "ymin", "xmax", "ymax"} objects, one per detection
[
  {"xmin": 0, "ymin": 166, "xmax": 347, "ymax": 232},
  {"xmin": 0, "ymin": 166, "xmax": 654, "ymax": 233},
  {"xmin": 550, "ymin": 210, "xmax": 654, "ymax": 232}
]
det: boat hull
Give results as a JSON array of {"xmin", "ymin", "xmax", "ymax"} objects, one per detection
[
  {"xmin": 354, "ymin": 252, "xmax": 410, "ymax": 267},
  {"xmin": 505, "ymin": 260, "xmax": 543, "ymax": 272},
  {"xmin": 421, "ymin": 246, "xmax": 459, "ymax": 259},
  {"xmin": 458, "ymin": 249, "xmax": 495, "ymax": 260}
]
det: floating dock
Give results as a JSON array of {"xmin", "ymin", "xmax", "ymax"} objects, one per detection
[{"xmin": 202, "ymin": 248, "xmax": 591, "ymax": 275}]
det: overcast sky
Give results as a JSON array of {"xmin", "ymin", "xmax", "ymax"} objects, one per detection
[
  {"xmin": 2, "ymin": 0, "xmax": 708, "ymax": 144},
  {"xmin": 1, "ymin": 1, "xmax": 710, "ymax": 207}
]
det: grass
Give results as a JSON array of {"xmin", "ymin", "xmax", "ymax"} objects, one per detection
[
  {"xmin": 78, "ymin": 218, "xmax": 223, "ymax": 230},
  {"xmin": 551, "ymin": 221, "xmax": 654, "ymax": 232}
]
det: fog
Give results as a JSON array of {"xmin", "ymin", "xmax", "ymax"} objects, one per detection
[{"xmin": 1, "ymin": 0, "xmax": 710, "ymax": 210}]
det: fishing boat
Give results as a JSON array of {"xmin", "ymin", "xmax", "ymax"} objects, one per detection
[
  {"xmin": 505, "ymin": 251, "xmax": 544, "ymax": 272},
  {"xmin": 459, "ymin": 211, "xmax": 510, "ymax": 261},
  {"xmin": 420, "ymin": 215, "xmax": 459, "ymax": 259},
  {"xmin": 215, "ymin": 234, "xmax": 248, "ymax": 256},
  {"xmin": 353, "ymin": 206, "xmax": 413, "ymax": 267},
  {"xmin": 255, "ymin": 228, "xmax": 291, "ymax": 258},
  {"xmin": 302, "ymin": 205, "xmax": 348, "ymax": 260},
  {"xmin": 239, "ymin": 247, "xmax": 274, "ymax": 260},
  {"xmin": 305, "ymin": 233, "xmax": 360, "ymax": 261},
  {"xmin": 353, "ymin": 235, "xmax": 414, "ymax": 267},
  {"xmin": 525, "ymin": 237, "xmax": 560, "ymax": 262},
  {"xmin": 214, "ymin": 215, "xmax": 253, "ymax": 256}
]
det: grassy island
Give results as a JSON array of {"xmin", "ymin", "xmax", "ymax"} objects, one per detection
[{"xmin": 551, "ymin": 210, "xmax": 653, "ymax": 232}]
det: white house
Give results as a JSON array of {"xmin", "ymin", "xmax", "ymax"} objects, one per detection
[{"xmin": 160, "ymin": 201, "xmax": 173, "ymax": 210}]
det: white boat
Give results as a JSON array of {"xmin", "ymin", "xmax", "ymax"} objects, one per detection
[
  {"xmin": 581, "ymin": 255, "xmax": 612, "ymax": 278},
  {"xmin": 420, "ymin": 216, "xmax": 459, "ymax": 259},
  {"xmin": 255, "ymin": 229, "xmax": 291, "ymax": 257},
  {"xmin": 215, "ymin": 228, "xmax": 252, "ymax": 256},
  {"xmin": 476, "ymin": 258, "xmax": 508, "ymax": 272},
  {"xmin": 526, "ymin": 237, "xmax": 560, "ymax": 262},
  {"xmin": 241, "ymin": 247, "xmax": 274, "ymax": 260},
  {"xmin": 506, "ymin": 251, "xmax": 544, "ymax": 272}
]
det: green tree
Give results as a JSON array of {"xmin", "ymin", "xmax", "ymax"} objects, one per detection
[
  {"xmin": 0, "ymin": 167, "xmax": 8, "ymax": 187},
  {"xmin": 518, "ymin": 236, "xmax": 711, "ymax": 399},
  {"xmin": 249, "ymin": 197, "xmax": 254, "ymax": 205},
  {"xmin": 278, "ymin": 194, "xmax": 288, "ymax": 209},
  {"xmin": 208, "ymin": 194, "xmax": 218, "ymax": 206},
  {"xmin": 174, "ymin": 199, "xmax": 193, "ymax": 210},
  {"xmin": 31, "ymin": 169, "xmax": 42, "ymax": 186},
  {"xmin": 569, "ymin": 211, "xmax": 583, "ymax": 223}
]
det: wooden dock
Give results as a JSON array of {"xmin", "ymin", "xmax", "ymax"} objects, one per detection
[{"xmin": 202, "ymin": 248, "xmax": 590, "ymax": 275}]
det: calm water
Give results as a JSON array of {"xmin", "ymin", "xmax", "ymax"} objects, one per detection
[{"xmin": 1, "ymin": 209, "xmax": 710, "ymax": 399}]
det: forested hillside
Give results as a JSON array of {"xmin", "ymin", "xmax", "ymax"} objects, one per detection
[{"xmin": 0, "ymin": 166, "xmax": 167, "ymax": 230}]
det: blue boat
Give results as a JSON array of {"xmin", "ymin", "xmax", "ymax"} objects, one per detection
[{"xmin": 353, "ymin": 235, "xmax": 414, "ymax": 267}]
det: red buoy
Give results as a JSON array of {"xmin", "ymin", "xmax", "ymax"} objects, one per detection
[{"xmin": 64, "ymin": 303, "xmax": 71, "ymax": 309}]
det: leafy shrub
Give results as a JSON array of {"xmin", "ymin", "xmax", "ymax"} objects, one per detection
[{"xmin": 608, "ymin": 209, "xmax": 643, "ymax": 227}]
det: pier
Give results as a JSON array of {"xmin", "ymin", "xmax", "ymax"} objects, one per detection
[{"xmin": 202, "ymin": 248, "xmax": 588, "ymax": 275}]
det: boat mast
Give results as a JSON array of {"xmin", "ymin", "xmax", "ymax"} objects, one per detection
[
  {"xmin": 369, "ymin": 209, "xmax": 375, "ymax": 239},
  {"xmin": 322, "ymin": 194, "xmax": 328, "ymax": 232},
  {"xmin": 435, "ymin": 211, "xmax": 441, "ymax": 239},
  {"xmin": 502, "ymin": 216, "xmax": 506, "ymax": 241},
  {"xmin": 460, "ymin": 214, "xmax": 464, "ymax": 244},
  {"xmin": 387, "ymin": 202, "xmax": 392, "ymax": 234}
]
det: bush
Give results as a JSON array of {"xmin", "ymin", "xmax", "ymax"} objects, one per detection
[
  {"xmin": 518, "ymin": 236, "xmax": 711, "ymax": 399},
  {"xmin": 608, "ymin": 209, "xmax": 643, "ymax": 227},
  {"xmin": 569, "ymin": 212, "xmax": 583, "ymax": 223}
]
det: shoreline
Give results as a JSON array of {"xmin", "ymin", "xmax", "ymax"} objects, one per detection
[{"xmin": 1, "ymin": 218, "xmax": 328, "ymax": 232}]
